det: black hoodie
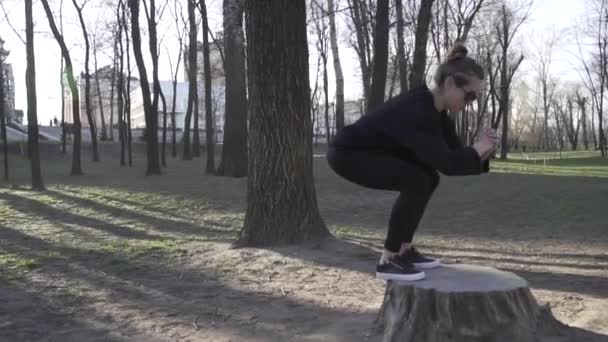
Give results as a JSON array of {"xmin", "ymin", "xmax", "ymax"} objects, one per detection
[{"xmin": 331, "ymin": 85, "xmax": 489, "ymax": 176}]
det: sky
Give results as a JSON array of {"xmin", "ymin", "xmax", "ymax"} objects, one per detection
[{"xmin": 0, "ymin": 0, "xmax": 588, "ymax": 124}]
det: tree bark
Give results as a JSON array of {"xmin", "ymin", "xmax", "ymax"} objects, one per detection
[
  {"xmin": 26, "ymin": 0, "xmax": 46, "ymax": 189},
  {"xmin": 41, "ymin": 0, "xmax": 82, "ymax": 176},
  {"xmin": 235, "ymin": 0, "xmax": 330, "ymax": 246},
  {"xmin": 200, "ymin": 0, "xmax": 215, "ymax": 173},
  {"xmin": 367, "ymin": 0, "xmax": 390, "ymax": 112},
  {"xmin": 327, "ymin": 0, "xmax": 345, "ymax": 131},
  {"xmin": 217, "ymin": 0, "xmax": 248, "ymax": 177},
  {"xmin": 409, "ymin": 0, "xmax": 434, "ymax": 88},
  {"xmin": 73, "ymin": 0, "xmax": 99, "ymax": 162}
]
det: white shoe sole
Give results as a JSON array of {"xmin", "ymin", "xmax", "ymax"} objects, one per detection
[
  {"xmin": 413, "ymin": 259, "xmax": 441, "ymax": 269},
  {"xmin": 376, "ymin": 271, "xmax": 426, "ymax": 281}
]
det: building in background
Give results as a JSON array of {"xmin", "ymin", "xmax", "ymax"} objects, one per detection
[
  {"xmin": 63, "ymin": 65, "xmax": 139, "ymax": 136},
  {"xmin": 0, "ymin": 36, "xmax": 17, "ymax": 124},
  {"xmin": 130, "ymin": 80, "xmax": 189, "ymax": 131}
]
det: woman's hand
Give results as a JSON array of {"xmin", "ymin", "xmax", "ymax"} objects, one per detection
[{"xmin": 473, "ymin": 128, "xmax": 498, "ymax": 160}]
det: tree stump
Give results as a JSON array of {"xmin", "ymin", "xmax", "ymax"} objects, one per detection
[{"xmin": 375, "ymin": 264, "xmax": 583, "ymax": 342}]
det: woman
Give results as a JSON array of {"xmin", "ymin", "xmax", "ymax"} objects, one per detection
[{"xmin": 327, "ymin": 44, "xmax": 498, "ymax": 281}]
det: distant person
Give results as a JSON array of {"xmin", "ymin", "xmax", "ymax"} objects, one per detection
[
  {"xmin": 326, "ymin": 43, "xmax": 498, "ymax": 281},
  {"xmin": 53, "ymin": 117, "xmax": 59, "ymax": 127}
]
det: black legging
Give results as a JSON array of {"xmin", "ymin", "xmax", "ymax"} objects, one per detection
[{"xmin": 327, "ymin": 147, "xmax": 439, "ymax": 253}]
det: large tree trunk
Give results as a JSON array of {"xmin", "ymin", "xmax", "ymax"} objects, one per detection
[
  {"xmin": 218, "ymin": 0, "xmax": 247, "ymax": 177},
  {"xmin": 200, "ymin": 0, "xmax": 215, "ymax": 173},
  {"xmin": 235, "ymin": 0, "xmax": 330, "ymax": 246},
  {"xmin": 0, "ymin": 58, "xmax": 9, "ymax": 181},
  {"xmin": 41, "ymin": 0, "xmax": 82, "ymax": 176},
  {"xmin": 129, "ymin": 0, "xmax": 161, "ymax": 175},
  {"xmin": 409, "ymin": 0, "xmax": 434, "ymax": 88},
  {"xmin": 375, "ymin": 264, "xmax": 592, "ymax": 342},
  {"xmin": 73, "ymin": 0, "xmax": 99, "ymax": 162},
  {"xmin": 367, "ymin": 0, "xmax": 390, "ymax": 112},
  {"xmin": 183, "ymin": 0, "xmax": 197, "ymax": 160},
  {"xmin": 26, "ymin": 0, "xmax": 46, "ymax": 189},
  {"xmin": 327, "ymin": 0, "xmax": 345, "ymax": 131}
]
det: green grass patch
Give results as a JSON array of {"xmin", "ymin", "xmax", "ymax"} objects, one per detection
[
  {"xmin": 96, "ymin": 239, "xmax": 189, "ymax": 259},
  {"xmin": 0, "ymin": 252, "xmax": 40, "ymax": 270},
  {"xmin": 491, "ymin": 156, "xmax": 608, "ymax": 178}
]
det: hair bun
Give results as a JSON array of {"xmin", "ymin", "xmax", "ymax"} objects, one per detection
[{"xmin": 447, "ymin": 43, "xmax": 468, "ymax": 61}]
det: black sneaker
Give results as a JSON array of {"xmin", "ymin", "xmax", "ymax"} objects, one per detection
[
  {"xmin": 398, "ymin": 247, "xmax": 441, "ymax": 269},
  {"xmin": 376, "ymin": 257, "xmax": 425, "ymax": 281}
]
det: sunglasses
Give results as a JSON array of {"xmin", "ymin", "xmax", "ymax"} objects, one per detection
[{"xmin": 463, "ymin": 90, "xmax": 477, "ymax": 103}]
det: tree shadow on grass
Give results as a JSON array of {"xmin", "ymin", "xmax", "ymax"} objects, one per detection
[
  {"xmin": 45, "ymin": 189, "xmax": 237, "ymax": 239},
  {"xmin": 0, "ymin": 225, "xmax": 381, "ymax": 342},
  {"xmin": 0, "ymin": 278, "xmax": 129, "ymax": 342}
]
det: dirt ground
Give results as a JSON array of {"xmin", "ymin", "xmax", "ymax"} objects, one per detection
[{"xmin": 0, "ymin": 151, "xmax": 607, "ymax": 341}]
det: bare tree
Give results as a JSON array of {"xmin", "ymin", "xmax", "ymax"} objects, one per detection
[
  {"xmin": 183, "ymin": 0, "xmax": 197, "ymax": 160},
  {"xmin": 92, "ymin": 32, "xmax": 108, "ymax": 141},
  {"xmin": 168, "ymin": 1, "xmax": 185, "ymax": 158},
  {"xmin": 217, "ymin": 0, "xmax": 248, "ymax": 177},
  {"xmin": 122, "ymin": 2, "xmax": 134, "ymax": 166},
  {"xmin": 367, "ymin": 0, "xmax": 390, "ymax": 111},
  {"xmin": 575, "ymin": 90, "xmax": 589, "ymax": 149},
  {"xmin": 73, "ymin": 0, "xmax": 100, "ymax": 162},
  {"xmin": 235, "ymin": 0, "xmax": 330, "ymax": 246},
  {"xmin": 117, "ymin": 1, "xmax": 126, "ymax": 166},
  {"xmin": 160, "ymin": 87, "xmax": 168, "ymax": 166},
  {"xmin": 409, "ymin": 0, "xmax": 434, "ymax": 88},
  {"xmin": 199, "ymin": 0, "xmax": 215, "ymax": 172},
  {"xmin": 311, "ymin": 0, "xmax": 331, "ymax": 142},
  {"xmin": 346, "ymin": 0, "xmax": 373, "ymax": 107},
  {"xmin": 0, "ymin": 44, "xmax": 9, "ymax": 181},
  {"xmin": 490, "ymin": 3, "xmax": 528, "ymax": 160},
  {"xmin": 129, "ymin": 0, "xmax": 161, "ymax": 174},
  {"xmin": 395, "ymin": 0, "xmax": 409, "ymax": 93},
  {"xmin": 25, "ymin": 0, "xmax": 45, "ymax": 189},
  {"xmin": 577, "ymin": 0, "xmax": 607, "ymax": 156},
  {"xmin": 328, "ymin": 0, "xmax": 345, "ymax": 130},
  {"xmin": 41, "ymin": 0, "xmax": 83, "ymax": 175},
  {"xmin": 59, "ymin": 0, "xmax": 67, "ymax": 153}
]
